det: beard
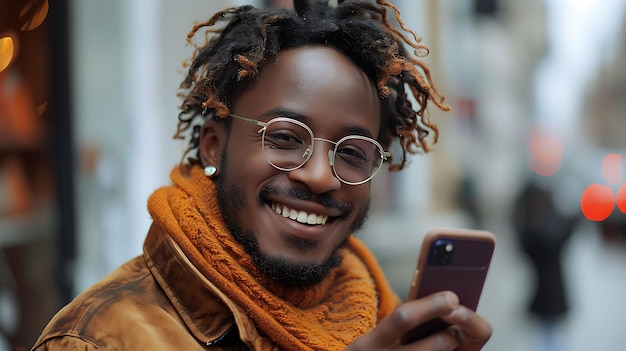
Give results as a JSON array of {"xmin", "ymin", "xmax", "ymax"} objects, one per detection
[{"xmin": 214, "ymin": 152, "xmax": 370, "ymax": 288}]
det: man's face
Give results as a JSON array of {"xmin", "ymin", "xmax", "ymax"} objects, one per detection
[{"xmin": 204, "ymin": 46, "xmax": 381, "ymax": 286}]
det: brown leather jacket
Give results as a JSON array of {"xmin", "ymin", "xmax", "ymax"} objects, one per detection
[{"xmin": 31, "ymin": 225, "xmax": 271, "ymax": 350}]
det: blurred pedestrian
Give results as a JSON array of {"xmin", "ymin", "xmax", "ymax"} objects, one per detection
[{"xmin": 512, "ymin": 179, "xmax": 578, "ymax": 351}]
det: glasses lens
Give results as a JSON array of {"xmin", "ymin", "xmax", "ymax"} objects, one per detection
[
  {"xmin": 262, "ymin": 119, "xmax": 313, "ymax": 171},
  {"xmin": 332, "ymin": 137, "xmax": 383, "ymax": 184}
]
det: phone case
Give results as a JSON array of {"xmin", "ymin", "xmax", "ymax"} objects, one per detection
[{"xmin": 402, "ymin": 228, "xmax": 496, "ymax": 344}]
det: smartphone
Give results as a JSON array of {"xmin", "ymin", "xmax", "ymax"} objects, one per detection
[{"xmin": 401, "ymin": 227, "xmax": 496, "ymax": 344}]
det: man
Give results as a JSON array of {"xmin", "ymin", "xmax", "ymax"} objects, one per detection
[{"xmin": 33, "ymin": 1, "xmax": 492, "ymax": 350}]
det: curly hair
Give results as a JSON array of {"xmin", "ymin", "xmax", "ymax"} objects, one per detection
[{"xmin": 174, "ymin": 0, "xmax": 450, "ymax": 171}]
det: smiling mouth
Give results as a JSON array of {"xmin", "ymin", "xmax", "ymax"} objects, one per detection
[{"xmin": 271, "ymin": 203, "xmax": 329, "ymax": 225}]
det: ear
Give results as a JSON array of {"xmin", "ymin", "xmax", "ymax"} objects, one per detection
[{"xmin": 199, "ymin": 119, "xmax": 227, "ymax": 168}]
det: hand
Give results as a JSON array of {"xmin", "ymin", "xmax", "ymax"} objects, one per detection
[{"xmin": 346, "ymin": 291, "xmax": 492, "ymax": 351}]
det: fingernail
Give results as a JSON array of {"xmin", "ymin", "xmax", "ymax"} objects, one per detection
[
  {"xmin": 447, "ymin": 327, "xmax": 465, "ymax": 344},
  {"xmin": 444, "ymin": 291, "xmax": 459, "ymax": 307},
  {"xmin": 435, "ymin": 333, "xmax": 460, "ymax": 351},
  {"xmin": 446, "ymin": 306, "xmax": 469, "ymax": 322}
]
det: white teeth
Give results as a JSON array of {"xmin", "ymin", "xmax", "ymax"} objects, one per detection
[
  {"xmin": 306, "ymin": 213, "xmax": 316, "ymax": 224},
  {"xmin": 271, "ymin": 203, "xmax": 329, "ymax": 225},
  {"xmin": 297, "ymin": 211, "xmax": 308, "ymax": 223},
  {"xmin": 289, "ymin": 209, "xmax": 298, "ymax": 220}
]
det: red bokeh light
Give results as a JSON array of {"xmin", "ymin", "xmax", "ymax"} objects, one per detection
[
  {"xmin": 617, "ymin": 182, "xmax": 626, "ymax": 214},
  {"xmin": 580, "ymin": 183, "xmax": 615, "ymax": 221}
]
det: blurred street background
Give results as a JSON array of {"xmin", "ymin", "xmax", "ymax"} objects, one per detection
[{"xmin": 1, "ymin": 0, "xmax": 625, "ymax": 350}]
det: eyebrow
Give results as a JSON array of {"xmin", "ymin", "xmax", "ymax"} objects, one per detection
[
  {"xmin": 259, "ymin": 107, "xmax": 306, "ymax": 122},
  {"xmin": 258, "ymin": 107, "xmax": 375, "ymax": 138}
]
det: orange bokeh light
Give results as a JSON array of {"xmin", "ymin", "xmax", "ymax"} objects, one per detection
[
  {"xmin": 528, "ymin": 127, "xmax": 563, "ymax": 176},
  {"xmin": 19, "ymin": 0, "xmax": 50, "ymax": 31},
  {"xmin": 580, "ymin": 183, "xmax": 615, "ymax": 221},
  {"xmin": 601, "ymin": 154, "xmax": 623, "ymax": 185},
  {"xmin": 617, "ymin": 182, "xmax": 626, "ymax": 214},
  {"xmin": 529, "ymin": 128, "xmax": 563, "ymax": 163},
  {"xmin": 0, "ymin": 36, "xmax": 16, "ymax": 73}
]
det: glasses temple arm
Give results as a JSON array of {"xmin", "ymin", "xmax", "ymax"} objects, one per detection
[{"xmin": 229, "ymin": 114, "xmax": 269, "ymax": 134}]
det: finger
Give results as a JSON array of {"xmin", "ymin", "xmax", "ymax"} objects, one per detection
[
  {"xmin": 368, "ymin": 291, "xmax": 460, "ymax": 346},
  {"xmin": 396, "ymin": 329, "xmax": 461, "ymax": 351},
  {"xmin": 348, "ymin": 319, "xmax": 459, "ymax": 351},
  {"xmin": 440, "ymin": 307, "xmax": 492, "ymax": 351}
]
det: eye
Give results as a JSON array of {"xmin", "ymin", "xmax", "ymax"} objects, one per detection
[
  {"xmin": 336, "ymin": 144, "xmax": 369, "ymax": 164},
  {"xmin": 264, "ymin": 129, "xmax": 304, "ymax": 149},
  {"xmin": 335, "ymin": 137, "xmax": 382, "ymax": 169}
]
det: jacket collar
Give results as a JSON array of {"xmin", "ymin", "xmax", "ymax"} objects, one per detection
[{"xmin": 143, "ymin": 224, "xmax": 239, "ymax": 344}]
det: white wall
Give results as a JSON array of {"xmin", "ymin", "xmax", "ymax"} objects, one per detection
[{"xmin": 70, "ymin": 0, "xmax": 259, "ymax": 293}]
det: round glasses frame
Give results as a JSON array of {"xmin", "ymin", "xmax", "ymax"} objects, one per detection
[{"xmin": 230, "ymin": 114, "xmax": 391, "ymax": 185}]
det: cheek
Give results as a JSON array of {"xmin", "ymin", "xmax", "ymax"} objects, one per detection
[
  {"xmin": 347, "ymin": 186, "xmax": 371, "ymax": 218},
  {"xmin": 352, "ymin": 185, "xmax": 371, "ymax": 205},
  {"xmin": 217, "ymin": 144, "xmax": 271, "ymax": 224},
  {"xmin": 223, "ymin": 138, "xmax": 276, "ymax": 187}
]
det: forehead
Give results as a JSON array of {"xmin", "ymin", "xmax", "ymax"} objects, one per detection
[{"xmin": 232, "ymin": 46, "xmax": 381, "ymax": 137}]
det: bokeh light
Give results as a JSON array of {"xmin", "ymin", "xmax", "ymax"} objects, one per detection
[
  {"xmin": 601, "ymin": 153, "xmax": 623, "ymax": 185},
  {"xmin": 617, "ymin": 182, "xmax": 626, "ymax": 214},
  {"xmin": 0, "ymin": 35, "xmax": 16, "ymax": 72},
  {"xmin": 528, "ymin": 126, "xmax": 563, "ymax": 176},
  {"xmin": 580, "ymin": 183, "xmax": 615, "ymax": 221},
  {"xmin": 19, "ymin": 0, "xmax": 49, "ymax": 31}
]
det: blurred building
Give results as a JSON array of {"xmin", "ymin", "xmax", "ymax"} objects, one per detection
[
  {"xmin": 1, "ymin": 0, "xmax": 625, "ymax": 350},
  {"xmin": 1, "ymin": 0, "xmax": 68, "ymax": 349}
]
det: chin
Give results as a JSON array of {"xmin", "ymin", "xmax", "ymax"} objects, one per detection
[
  {"xmin": 254, "ymin": 247, "xmax": 346, "ymax": 288},
  {"xmin": 238, "ymin": 228, "xmax": 348, "ymax": 288}
]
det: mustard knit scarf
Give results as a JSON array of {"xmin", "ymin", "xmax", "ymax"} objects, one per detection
[{"xmin": 147, "ymin": 165, "xmax": 400, "ymax": 350}]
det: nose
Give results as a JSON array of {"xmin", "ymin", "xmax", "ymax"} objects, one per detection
[{"xmin": 288, "ymin": 144, "xmax": 341, "ymax": 193}]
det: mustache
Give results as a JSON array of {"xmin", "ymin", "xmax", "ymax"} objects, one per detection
[{"xmin": 260, "ymin": 184, "xmax": 352, "ymax": 216}]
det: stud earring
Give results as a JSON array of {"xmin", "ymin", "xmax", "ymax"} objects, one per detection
[{"xmin": 204, "ymin": 165, "xmax": 217, "ymax": 177}]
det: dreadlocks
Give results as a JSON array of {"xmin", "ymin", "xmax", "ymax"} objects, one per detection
[{"xmin": 174, "ymin": 0, "xmax": 450, "ymax": 171}]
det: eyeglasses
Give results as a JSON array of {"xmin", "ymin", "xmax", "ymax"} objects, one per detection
[{"xmin": 230, "ymin": 114, "xmax": 391, "ymax": 185}]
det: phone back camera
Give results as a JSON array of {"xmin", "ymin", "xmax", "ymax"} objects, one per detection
[{"xmin": 430, "ymin": 240, "xmax": 455, "ymax": 265}]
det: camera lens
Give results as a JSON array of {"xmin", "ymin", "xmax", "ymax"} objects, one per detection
[{"xmin": 430, "ymin": 240, "xmax": 455, "ymax": 265}]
